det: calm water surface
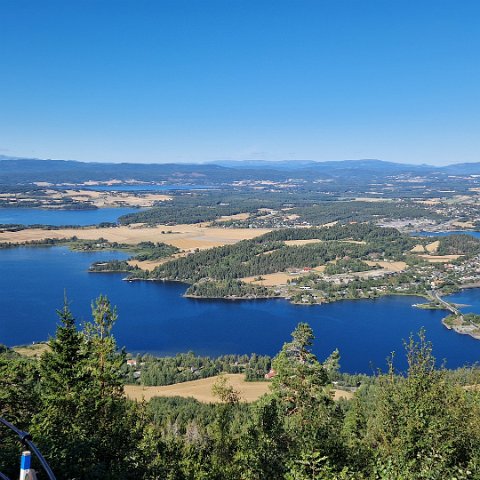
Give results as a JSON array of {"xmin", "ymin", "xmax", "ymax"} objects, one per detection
[
  {"xmin": 1, "ymin": 247, "xmax": 479, "ymax": 373},
  {"xmin": 413, "ymin": 231, "xmax": 480, "ymax": 239},
  {"xmin": 83, "ymin": 185, "xmax": 215, "ymax": 192},
  {"xmin": 0, "ymin": 207, "xmax": 140, "ymax": 226}
]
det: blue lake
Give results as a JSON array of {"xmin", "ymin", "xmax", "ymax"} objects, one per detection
[
  {"xmin": 1, "ymin": 246, "xmax": 479, "ymax": 373},
  {"xmin": 82, "ymin": 184, "xmax": 215, "ymax": 192},
  {"xmin": 413, "ymin": 230, "xmax": 480, "ymax": 239},
  {"xmin": 0, "ymin": 207, "xmax": 140, "ymax": 226}
]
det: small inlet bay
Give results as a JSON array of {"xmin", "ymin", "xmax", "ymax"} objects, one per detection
[
  {"xmin": 1, "ymin": 245, "xmax": 479, "ymax": 373},
  {"xmin": 0, "ymin": 207, "xmax": 140, "ymax": 226}
]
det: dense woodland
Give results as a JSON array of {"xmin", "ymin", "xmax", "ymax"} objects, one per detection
[
  {"xmin": 118, "ymin": 191, "xmax": 329, "ymax": 226},
  {"xmin": 289, "ymin": 201, "xmax": 444, "ymax": 224},
  {"xmin": 220, "ymin": 201, "xmax": 444, "ymax": 229},
  {"xmin": 323, "ymin": 258, "xmax": 376, "ymax": 275},
  {"xmin": 118, "ymin": 192, "xmax": 443, "ymax": 227},
  {"xmin": 437, "ymin": 234, "xmax": 480, "ymax": 256},
  {"xmin": 136, "ymin": 352, "xmax": 272, "ymax": 385},
  {"xmin": 139, "ymin": 224, "xmax": 416, "ymax": 298},
  {"xmin": 89, "ymin": 259, "xmax": 137, "ymax": 273},
  {"xmin": 185, "ymin": 280, "xmax": 276, "ymax": 299},
  {"xmin": 3, "ymin": 298, "xmax": 480, "ymax": 479}
]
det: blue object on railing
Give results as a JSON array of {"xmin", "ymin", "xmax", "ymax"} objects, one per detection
[{"xmin": 0, "ymin": 417, "xmax": 56, "ymax": 480}]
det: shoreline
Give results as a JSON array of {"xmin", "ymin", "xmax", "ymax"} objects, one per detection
[
  {"xmin": 441, "ymin": 316, "xmax": 480, "ymax": 341},
  {"xmin": 0, "ymin": 223, "xmax": 271, "ymax": 250},
  {"xmin": 4, "ymin": 237, "xmax": 480, "ymax": 342},
  {"xmin": 130, "ymin": 275, "xmax": 480, "ymax": 341}
]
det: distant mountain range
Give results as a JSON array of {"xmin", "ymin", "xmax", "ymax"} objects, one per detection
[
  {"xmin": 210, "ymin": 159, "xmax": 431, "ymax": 171},
  {"xmin": 1, "ymin": 156, "xmax": 479, "ymax": 185}
]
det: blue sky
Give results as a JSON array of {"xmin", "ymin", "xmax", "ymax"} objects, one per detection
[{"xmin": 1, "ymin": 0, "xmax": 479, "ymax": 165}]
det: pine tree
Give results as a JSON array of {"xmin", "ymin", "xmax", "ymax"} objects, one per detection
[
  {"xmin": 271, "ymin": 323, "xmax": 330, "ymax": 417},
  {"xmin": 79, "ymin": 295, "xmax": 141, "ymax": 479},
  {"xmin": 271, "ymin": 323, "xmax": 345, "ymax": 468},
  {"xmin": 32, "ymin": 296, "xmax": 143, "ymax": 479},
  {"xmin": 32, "ymin": 298, "xmax": 90, "ymax": 478}
]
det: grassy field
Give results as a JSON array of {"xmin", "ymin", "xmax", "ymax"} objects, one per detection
[
  {"xmin": 13, "ymin": 343, "xmax": 50, "ymax": 358},
  {"xmin": 419, "ymin": 254, "xmax": 462, "ymax": 263},
  {"xmin": 62, "ymin": 189, "xmax": 172, "ymax": 208},
  {"xmin": 125, "ymin": 374, "xmax": 269, "ymax": 403},
  {"xmin": 365, "ymin": 260, "xmax": 407, "ymax": 272},
  {"xmin": 426, "ymin": 240, "xmax": 440, "ymax": 253},
  {"xmin": 284, "ymin": 239, "xmax": 323, "ymax": 246},
  {"xmin": 1, "ymin": 224, "xmax": 271, "ymax": 250},
  {"xmin": 124, "ymin": 374, "xmax": 354, "ymax": 403},
  {"xmin": 2, "ymin": 189, "xmax": 172, "ymax": 209}
]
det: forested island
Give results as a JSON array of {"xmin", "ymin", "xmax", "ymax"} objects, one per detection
[
  {"xmin": 131, "ymin": 224, "xmax": 413, "ymax": 296},
  {"xmin": 121, "ymin": 224, "xmax": 476, "ymax": 307}
]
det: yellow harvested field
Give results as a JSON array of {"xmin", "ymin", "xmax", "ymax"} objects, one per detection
[
  {"xmin": 464, "ymin": 384, "xmax": 480, "ymax": 392},
  {"xmin": 284, "ymin": 239, "xmax": 323, "ymax": 246},
  {"xmin": 332, "ymin": 389, "xmax": 354, "ymax": 401},
  {"xmin": 449, "ymin": 195, "xmax": 473, "ymax": 204},
  {"xmin": 418, "ymin": 254, "xmax": 462, "ymax": 263},
  {"xmin": 124, "ymin": 374, "xmax": 354, "ymax": 403},
  {"xmin": 0, "ymin": 224, "xmax": 271, "ymax": 250},
  {"xmin": 0, "ymin": 189, "xmax": 171, "ymax": 208},
  {"xmin": 243, "ymin": 272, "xmax": 299, "ymax": 286},
  {"xmin": 425, "ymin": 241, "xmax": 440, "ymax": 253},
  {"xmin": 340, "ymin": 240, "xmax": 366, "ymax": 245},
  {"xmin": 411, "ymin": 244, "xmax": 426, "ymax": 253},
  {"xmin": 127, "ymin": 259, "xmax": 167, "ymax": 271},
  {"xmin": 215, "ymin": 213, "xmax": 250, "ymax": 222},
  {"xmin": 65, "ymin": 190, "xmax": 172, "ymax": 208},
  {"xmin": 283, "ymin": 239, "xmax": 365, "ymax": 247},
  {"xmin": 13, "ymin": 343, "xmax": 50, "ymax": 358},
  {"xmin": 243, "ymin": 266, "xmax": 325, "ymax": 287},
  {"xmin": 83, "ymin": 179, "xmax": 123, "ymax": 186},
  {"xmin": 353, "ymin": 197, "xmax": 389, "ymax": 203},
  {"xmin": 416, "ymin": 199, "xmax": 441, "ymax": 205},
  {"xmin": 33, "ymin": 182, "xmax": 54, "ymax": 187},
  {"xmin": 42, "ymin": 189, "xmax": 172, "ymax": 208},
  {"xmin": 125, "ymin": 374, "xmax": 270, "ymax": 403},
  {"xmin": 451, "ymin": 221, "xmax": 475, "ymax": 229},
  {"xmin": 127, "ymin": 252, "xmax": 187, "ymax": 271},
  {"xmin": 365, "ymin": 260, "xmax": 407, "ymax": 272}
]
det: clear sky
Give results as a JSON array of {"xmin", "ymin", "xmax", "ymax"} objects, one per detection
[{"xmin": 1, "ymin": 0, "xmax": 479, "ymax": 165}]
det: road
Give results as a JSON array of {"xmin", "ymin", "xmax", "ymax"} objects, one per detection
[{"xmin": 428, "ymin": 290, "xmax": 461, "ymax": 316}]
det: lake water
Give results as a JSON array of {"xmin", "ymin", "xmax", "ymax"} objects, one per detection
[
  {"xmin": 413, "ymin": 230, "xmax": 480, "ymax": 239},
  {"xmin": 83, "ymin": 185, "xmax": 215, "ymax": 192},
  {"xmin": 0, "ymin": 207, "xmax": 140, "ymax": 226},
  {"xmin": 1, "ymin": 246, "xmax": 479, "ymax": 373}
]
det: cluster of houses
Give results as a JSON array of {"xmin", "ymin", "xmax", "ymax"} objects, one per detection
[{"xmin": 426, "ymin": 255, "xmax": 480, "ymax": 289}]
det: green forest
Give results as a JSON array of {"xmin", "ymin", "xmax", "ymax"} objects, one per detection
[
  {"xmin": 437, "ymin": 234, "xmax": 480, "ymax": 256},
  {"xmin": 114, "ymin": 189, "xmax": 443, "ymax": 228},
  {"xmin": 136, "ymin": 224, "xmax": 416, "ymax": 298},
  {"xmin": 2, "ymin": 298, "xmax": 480, "ymax": 479},
  {"xmin": 136, "ymin": 352, "xmax": 272, "ymax": 385}
]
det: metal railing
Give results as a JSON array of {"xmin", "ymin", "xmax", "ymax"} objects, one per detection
[{"xmin": 0, "ymin": 417, "xmax": 56, "ymax": 480}]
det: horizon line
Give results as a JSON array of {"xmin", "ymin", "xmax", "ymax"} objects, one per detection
[{"xmin": 0, "ymin": 155, "xmax": 470, "ymax": 168}]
